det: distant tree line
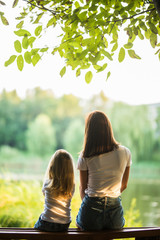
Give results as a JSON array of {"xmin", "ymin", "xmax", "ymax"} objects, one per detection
[{"xmin": 0, "ymin": 88, "xmax": 160, "ymax": 162}]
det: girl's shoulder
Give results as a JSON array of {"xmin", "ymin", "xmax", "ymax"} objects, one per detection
[{"xmin": 42, "ymin": 179, "xmax": 51, "ymax": 191}]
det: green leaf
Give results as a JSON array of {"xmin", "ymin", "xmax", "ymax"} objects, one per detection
[
  {"xmin": 35, "ymin": 25, "xmax": 42, "ymax": 36},
  {"xmin": 125, "ymin": 2, "xmax": 134, "ymax": 11},
  {"xmin": 111, "ymin": 42, "xmax": 118, "ymax": 52},
  {"xmin": 128, "ymin": 50, "xmax": 141, "ymax": 59},
  {"xmin": 32, "ymin": 53, "xmax": 41, "ymax": 66},
  {"xmin": 17, "ymin": 55, "xmax": 24, "ymax": 71},
  {"xmin": 14, "ymin": 40, "xmax": 22, "ymax": 53},
  {"xmin": 0, "ymin": 1, "xmax": 6, "ymax": 6},
  {"xmin": 97, "ymin": 63, "xmax": 108, "ymax": 73},
  {"xmin": 22, "ymin": 36, "xmax": 29, "ymax": 49},
  {"xmin": 150, "ymin": 33, "xmax": 157, "ymax": 48},
  {"xmin": 31, "ymin": 48, "xmax": 39, "ymax": 55},
  {"xmin": 16, "ymin": 20, "xmax": 24, "ymax": 29},
  {"xmin": 148, "ymin": 22, "xmax": 158, "ymax": 34},
  {"xmin": 1, "ymin": 15, "xmax": 9, "ymax": 25},
  {"xmin": 14, "ymin": 29, "xmax": 31, "ymax": 37},
  {"xmin": 124, "ymin": 42, "xmax": 133, "ymax": 49},
  {"xmin": 46, "ymin": 17, "xmax": 56, "ymax": 28},
  {"xmin": 4, "ymin": 55, "xmax": 17, "ymax": 67},
  {"xmin": 155, "ymin": 49, "xmax": 160, "ymax": 55},
  {"xmin": 76, "ymin": 68, "xmax": 81, "ymax": 77},
  {"xmin": 138, "ymin": 29, "xmax": 144, "ymax": 40},
  {"xmin": 12, "ymin": 0, "xmax": 19, "ymax": 8},
  {"xmin": 69, "ymin": 41, "xmax": 81, "ymax": 48},
  {"xmin": 85, "ymin": 71, "xmax": 93, "ymax": 84},
  {"xmin": 106, "ymin": 71, "xmax": 111, "ymax": 80},
  {"xmin": 40, "ymin": 47, "xmax": 49, "ymax": 52},
  {"xmin": 133, "ymin": 26, "xmax": 138, "ymax": 35},
  {"xmin": 60, "ymin": 66, "xmax": 66, "ymax": 77},
  {"xmin": 93, "ymin": 65, "xmax": 101, "ymax": 70},
  {"xmin": 145, "ymin": 29, "xmax": 150, "ymax": 39},
  {"xmin": 78, "ymin": 11, "xmax": 87, "ymax": 22},
  {"xmin": 28, "ymin": 37, "xmax": 36, "ymax": 46},
  {"xmin": 101, "ymin": 49, "xmax": 113, "ymax": 61},
  {"xmin": 24, "ymin": 51, "xmax": 32, "ymax": 64},
  {"xmin": 94, "ymin": 52, "xmax": 101, "ymax": 64},
  {"xmin": 118, "ymin": 47, "xmax": 125, "ymax": 63},
  {"xmin": 139, "ymin": 21, "xmax": 147, "ymax": 31},
  {"xmin": 75, "ymin": 1, "xmax": 80, "ymax": 8},
  {"xmin": 33, "ymin": 13, "xmax": 44, "ymax": 24},
  {"xmin": 103, "ymin": 37, "xmax": 108, "ymax": 48}
]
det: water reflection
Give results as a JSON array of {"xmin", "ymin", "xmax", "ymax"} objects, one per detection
[{"xmin": 122, "ymin": 179, "xmax": 160, "ymax": 227}]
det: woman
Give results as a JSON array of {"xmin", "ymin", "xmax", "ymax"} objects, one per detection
[{"xmin": 76, "ymin": 110, "xmax": 132, "ymax": 231}]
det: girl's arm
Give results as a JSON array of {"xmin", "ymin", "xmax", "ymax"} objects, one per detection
[
  {"xmin": 79, "ymin": 170, "xmax": 88, "ymax": 200},
  {"xmin": 120, "ymin": 166, "xmax": 130, "ymax": 193}
]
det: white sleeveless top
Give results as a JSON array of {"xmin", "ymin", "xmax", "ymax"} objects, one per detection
[
  {"xmin": 41, "ymin": 180, "xmax": 74, "ymax": 224},
  {"xmin": 77, "ymin": 145, "xmax": 132, "ymax": 198}
]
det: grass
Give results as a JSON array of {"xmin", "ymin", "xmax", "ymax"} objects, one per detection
[{"xmin": 0, "ymin": 179, "xmax": 141, "ymax": 228}]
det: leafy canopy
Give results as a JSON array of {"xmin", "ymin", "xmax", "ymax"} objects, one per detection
[{"xmin": 1, "ymin": 0, "xmax": 160, "ymax": 83}]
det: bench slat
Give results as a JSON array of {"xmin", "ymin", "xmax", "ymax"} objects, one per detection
[{"xmin": 0, "ymin": 227, "xmax": 160, "ymax": 240}]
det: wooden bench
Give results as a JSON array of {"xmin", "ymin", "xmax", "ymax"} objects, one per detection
[{"xmin": 0, "ymin": 227, "xmax": 160, "ymax": 240}]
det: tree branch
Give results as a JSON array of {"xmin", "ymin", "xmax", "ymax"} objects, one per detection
[
  {"xmin": 23, "ymin": 0, "xmax": 58, "ymax": 15},
  {"xmin": 153, "ymin": 0, "xmax": 160, "ymax": 16},
  {"xmin": 105, "ymin": 7, "xmax": 156, "ymax": 25}
]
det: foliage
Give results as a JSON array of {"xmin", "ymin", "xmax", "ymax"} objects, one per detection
[
  {"xmin": 26, "ymin": 114, "xmax": 56, "ymax": 156},
  {"xmin": 0, "ymin": 88, "xmax": 160, "ymax": 164},
  {"xmin": 0, "ymin": 90, "xmax": 27, "ymax": 149},
  {"xmin": 109, "ymin": 102, "xmax": 155, "ymax": 162},
  {"xmin": 0, "ymin": 88, "xmax": 83, "ymax": 152},
  {"xmin": 63, "ymin": 118, "xmax": 84, "ymax": 160},
  {"xmin": 124, "ymin": 198, "xmax": 142, "ymax": 227},
  {"xmin": 0, "ymin": 179, "xmax": 43, "ymax": 227},
  {"xmin": 0, "ymin": 145, "xmax": 22, "ymax": 160},
  {"xmin": 2, "ymin": 0, "xmax": 160, "ymax": 83}
]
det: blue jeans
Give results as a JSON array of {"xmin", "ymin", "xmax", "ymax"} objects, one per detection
[
  {"xmin": 34, "ymin": 215, "xmax": 70, "ymax": 232},
  {"xmin": 76, "ymin": 195, "xmax": 125, "ymax": 231}
]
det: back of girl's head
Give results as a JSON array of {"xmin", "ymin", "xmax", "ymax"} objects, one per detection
[
  {"xmin": 45, "ymin": 149, "xmax": 74, "ymax": 198},
  {"xmin": 83, "ymin": 110, "xmax": 119, "ymax": 158}
]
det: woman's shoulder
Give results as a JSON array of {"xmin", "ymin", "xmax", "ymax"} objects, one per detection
[{"xmin": 117, "ymin": 145, "xmax": 131, "ymax": 153}]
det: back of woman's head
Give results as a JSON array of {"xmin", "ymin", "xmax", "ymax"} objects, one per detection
[
  {"xmin": 46, "ymin": 149, "xmax": 74, "ymax": 198},
  {"xmin": 83, "ymin": 110, "xmax": 119, "ymax": 158}
]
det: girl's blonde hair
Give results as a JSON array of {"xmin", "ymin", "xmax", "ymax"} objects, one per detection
[{"xmin": 44, "ymin": 149, "xmax": 74, "ymax": 198}]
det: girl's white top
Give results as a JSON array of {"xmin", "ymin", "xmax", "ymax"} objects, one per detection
[
  {"xmin": 41, "ymin": 180, "xmax": 74, "ymax": 224},
  {"xmin": 77, "ymin": 145, "xmax": 132, "ymax": 198}
]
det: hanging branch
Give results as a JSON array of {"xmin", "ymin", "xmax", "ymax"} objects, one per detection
[{"xmin": 153, "ymin": 0, "xmax": 160, "ymax": 16}]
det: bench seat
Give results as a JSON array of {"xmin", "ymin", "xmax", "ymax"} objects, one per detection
[{"xmin": 0, "ymin": 227, "xmax": 160, "ymax": 240}]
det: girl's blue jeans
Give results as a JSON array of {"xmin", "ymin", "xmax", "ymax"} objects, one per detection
[
  {"xmin": 34, "ymin": 215, "xmax": 70, "ymax": 232},
  {"xmin": 76, "ymin": 194, "xmax": 125, "ymax": 231}
]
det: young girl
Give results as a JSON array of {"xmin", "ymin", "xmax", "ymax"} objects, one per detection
[
  {"xmin": 76, "ymin": 110, "xmax": 132, "ymax": 231},
  {"xmin": 34, "ymin": 149, "xmax": 75, "ymax": 232}
]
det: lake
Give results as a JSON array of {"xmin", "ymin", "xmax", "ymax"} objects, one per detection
[{"xmin": 122, "ymin": 178, "xmax": 160, "ymax": 227}]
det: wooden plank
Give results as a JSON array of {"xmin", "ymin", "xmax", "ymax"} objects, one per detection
[{"xmin": 0, "ymin": 227, "xmax": 160, "ymax": 240}]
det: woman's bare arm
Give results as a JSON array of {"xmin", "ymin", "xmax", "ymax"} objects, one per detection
[
  {"xmin": 79, "ymin": 170, "xmax": 88, "ymax": 200},
  {"xmin": 121, "ymin": 166, "xmax": 130, "ymax": 193}
]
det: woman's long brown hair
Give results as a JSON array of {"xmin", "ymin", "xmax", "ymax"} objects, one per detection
[{"xmin": 82, "ymin": 110, "xmax": 119, "ymax": 158}]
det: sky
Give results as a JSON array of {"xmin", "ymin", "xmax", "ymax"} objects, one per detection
[{"xmin": 0, "ymin": 2, "xmax": 160, "ymax": 106}]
